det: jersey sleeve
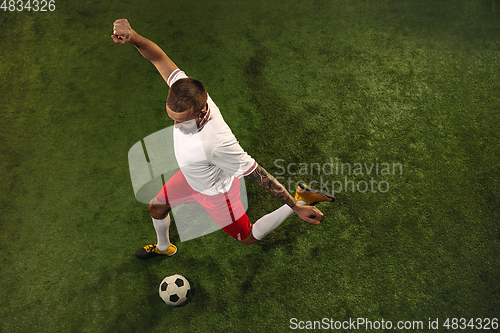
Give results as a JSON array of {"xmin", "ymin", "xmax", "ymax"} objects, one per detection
[
  {"xmin": 167, "ymin": 69, "xmax": 188, "ymax": 87},
  {"xmin": 211, "ymin": 139, "xmax": 257, "ymax": 178}
]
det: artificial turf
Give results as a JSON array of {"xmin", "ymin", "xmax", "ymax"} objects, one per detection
[{"xmin": 1, "ymin": 0, "xmax": 499, "ymax": 332}]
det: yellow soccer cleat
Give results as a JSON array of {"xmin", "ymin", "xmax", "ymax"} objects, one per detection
[
  {"xmin": 136, "ymin": 243, "xmax": 177, "ymax": 259},
  {"xmin": 294, "ymin": 182, "xmax": 335, "ymax": 205}
]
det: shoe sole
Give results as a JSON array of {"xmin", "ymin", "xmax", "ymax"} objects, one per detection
[{"xmin": 298, "ymin": 182, "xmax": 335, "ymax": 205}]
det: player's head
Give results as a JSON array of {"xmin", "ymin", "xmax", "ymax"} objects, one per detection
[{"xmin": 166, "ymin": 77, "xmax": 208, "ymax": 124}]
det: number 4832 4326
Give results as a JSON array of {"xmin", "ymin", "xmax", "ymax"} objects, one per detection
[{"xmin": 1, "ymin": 0, "xmax": 56, "ymax": 11}]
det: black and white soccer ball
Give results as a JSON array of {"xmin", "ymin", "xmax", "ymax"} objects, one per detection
[{"xmin": 159, "ymin": 274, "xmax": 191, "ymax": 306}]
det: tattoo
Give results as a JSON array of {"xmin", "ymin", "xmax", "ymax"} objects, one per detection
[{"xmin": 247, "ymin": 165, "xmax": 297, "ymax": 208}]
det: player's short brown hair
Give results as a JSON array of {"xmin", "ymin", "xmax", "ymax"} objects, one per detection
[{"xmin": 167, "ymin": 77, "xmax": 207, "ymax": 114}]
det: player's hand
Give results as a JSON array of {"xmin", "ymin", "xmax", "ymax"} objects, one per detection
[
  {"xmin": 111, "ymin": 18, "xmax": 134, "ymax": 44},
  {"xmin": 292, "ymin": 203, "xmax": 324, "ymax": 225}
]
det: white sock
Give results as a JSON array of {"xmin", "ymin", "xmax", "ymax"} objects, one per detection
[
  {"xmin": 251, "ymin": 201, "xmax": 306, "ymax": 240},
  {"xmin": 152, "ymin": 214, "xmax": 171, "ymax": 252}
]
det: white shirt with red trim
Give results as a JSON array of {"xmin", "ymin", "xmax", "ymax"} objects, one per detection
[{"xmin": 168, "ymin": 69, "xmax": 257, "ymax": 195}]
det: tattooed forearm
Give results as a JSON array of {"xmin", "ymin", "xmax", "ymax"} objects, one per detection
[{"xmin": 247, "ymin": 164, "xmax": 297, "ymax": 208}]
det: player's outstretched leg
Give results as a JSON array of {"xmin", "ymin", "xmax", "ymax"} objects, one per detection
[
  {"xmin": 294, "ymin": 182, "xmax": 335, "ymax": 205},
  {"xmin": 249, "ymin": 182, "xmax": 334, "ymax": 243},
  {"xmin": 136, "ymin": 198, "xmax": 177, "ymax": 259}
]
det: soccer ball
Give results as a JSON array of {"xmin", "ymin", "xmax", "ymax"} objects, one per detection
[{"xmin": 159, "ymin": 274, "xmax": 191, "ymax": 306}]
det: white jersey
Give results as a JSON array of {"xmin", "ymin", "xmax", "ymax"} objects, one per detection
[{"xmin": 168, "ymin": 69, "xmax": 257, "ymax": 195}]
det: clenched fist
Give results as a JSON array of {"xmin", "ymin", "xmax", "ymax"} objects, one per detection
[{"xmin": 111, "ymin": 18, "xmax": 134, "ymax": 44}]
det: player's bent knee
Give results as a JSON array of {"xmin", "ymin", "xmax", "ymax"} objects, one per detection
[
  {"xmin": 150, "ymin": 205, "xmax": 170, "ymax": 219},
  {"xmin": 239, "ymin": 232, "xmax": 259, "ymax": 246},
  {"xmin": 149, "ymin": 198, "xmax": 171, "ymax": 219}
]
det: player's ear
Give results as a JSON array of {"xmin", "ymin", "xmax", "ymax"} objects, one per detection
[{"xmin": 198, "ymin": 103, "xmax": 208, "ymax": 118}]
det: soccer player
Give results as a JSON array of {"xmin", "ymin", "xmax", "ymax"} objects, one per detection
[{"xmin": 111, "ymin": 19, "xmax": 334, "ymax": 259}]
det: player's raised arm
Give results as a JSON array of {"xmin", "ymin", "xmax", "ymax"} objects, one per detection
[
  {"xmin": 247, "ymin": 164, "xmax": 325, "ymax": 224},
  {"xmin": 111, "ymin": 18, "xmax": 178, "ymax": 84}
]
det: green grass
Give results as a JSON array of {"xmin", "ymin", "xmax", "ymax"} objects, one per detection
[{"xmin": 1, "ymin": 0, "xmax": 499, "ymax": 332}]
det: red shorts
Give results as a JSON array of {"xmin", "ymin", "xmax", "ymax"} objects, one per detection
[{"xmin": 155, "ymin": 170, "xmax": 251, "ymax": 241}]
